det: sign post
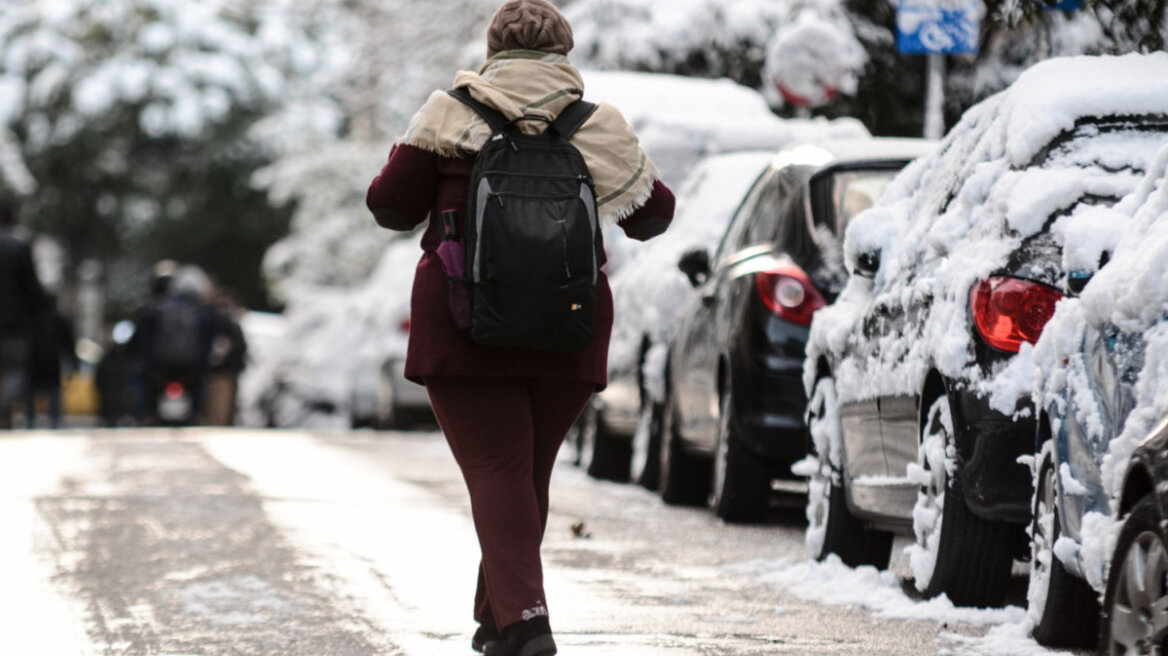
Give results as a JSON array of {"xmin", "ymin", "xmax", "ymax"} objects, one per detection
[{"xmin": 896, "ymin": 0, "xmax": 983, "ymax": 140}]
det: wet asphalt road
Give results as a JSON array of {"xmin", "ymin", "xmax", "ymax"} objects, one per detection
[{"xmin": 0, "ymin": 428, "xmax": 1089, "ymax": 655}]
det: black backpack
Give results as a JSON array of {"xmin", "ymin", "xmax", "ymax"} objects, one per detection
[
  {"xmin": 151, "ymin": 297, "xmax": 204, "ymax": 368},
  {"xmin": 447, "ymin": 87, "xmax": 602, "ymax": 352}
]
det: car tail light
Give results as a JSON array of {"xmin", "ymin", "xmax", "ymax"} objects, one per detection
[
  {"xmin": 399, "ymin": 317, "xmax": 411, "ymax": 334},
  {"xmin": 755, "ymin": 266, "xmax": 827, "ymax": 327},
  {"xmin": 165, "ymin": 382, "xmax": 186, "ymax": 400},
  {"xmin": 970, "ymin": 277, "xmax": 1063, "ymax": 353}
]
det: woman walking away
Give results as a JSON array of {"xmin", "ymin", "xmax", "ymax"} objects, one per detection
[{"xmin": 366, "ymin": 1, "xmax": 674, "ymax": 653}]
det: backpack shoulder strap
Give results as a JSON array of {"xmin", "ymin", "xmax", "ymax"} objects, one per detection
[
  {"xmin": 550, "ymin": 100, "xmax": 599, "ymax": 141},
  {"xmin": 447, "ymin": 87, "xmax": 509, "ymax": 134}
]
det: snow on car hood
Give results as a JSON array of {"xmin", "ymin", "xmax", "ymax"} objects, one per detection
[{"xmin": 805, "ymin": 53, "xmax": 1168, "ymax": 406}]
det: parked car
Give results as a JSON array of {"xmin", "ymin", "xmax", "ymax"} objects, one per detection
[
  {"xmin": 374, "ymin": 320, "xmax": 434, "ymax": 430},
  {"xmin": 801, "ymin": 53, "xmax": 1168, "ymax": 608},
  {"xmin": 576, "ymin": 151, "xmax": 776, "ymax": 484},
  {"xmin": 659, "ymin": 137, "xmax": 933, "ymax": 523},
  {"xmin": 1101, "ymin": 415, "xmax": 1168, "ymax": 656},
  {"xmin": 1026, "ymin": 135, "xmax": 1168, "ymax": 645}
]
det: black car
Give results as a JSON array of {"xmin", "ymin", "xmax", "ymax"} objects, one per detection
[
  {"xmin": 659, "ymin": 139, "xmax": 933, "ymax": 523},
  {"xmin": 1101, "ymin": 415, "xmax": 1168, "ymax": 655},
  {"xmin": 801, "ymin": 55, "xmax": 1168, "ymax": 609}
]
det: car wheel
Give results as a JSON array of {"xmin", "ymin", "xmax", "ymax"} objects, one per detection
[
  {"xmin": 710, "ymin": 386, "xmax": 771, "ymax": 523},
  {"xmin": 629, "ymin": 392, "xmax": 663, "ymax": 491},
  {"xmin": 802, "ymin": 375, "xmax": 892, "ymax": 567},
  {"xmin": 659, "ymin": 385, "xmax": 710, "ymax": 505},
  {"xmin": 908, "ymin": 394, "xmax": 1016, "ymax": 607},
  {"xmin": 1100, "ymin": 495, "xmax": 1168, "ymax": 656},
  {"xmin": 581, "ymin": 405, "xmax": 631, "ymax": 482},
  {"xmin": 1029, "ymin": 441, "xmax": 1099, "ymax": 647}
]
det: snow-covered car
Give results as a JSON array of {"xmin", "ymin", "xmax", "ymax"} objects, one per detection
[
  {"xmin": 349, "ymin": 234, "xmax": 430, "ymax": 430},
  {"xmin": 575, "ymin": 151, "xmax": 775, "ymax": 484},
  {"xmin": 1026, "ymin": 141, "xmax": 1168, "ymax": 647},
  {"xmin": 1101, "ymin": 415, "xmax": 1168, "ymax": 656},
  {"xmin": 800, "ymin": 53, "xmax": 1168, "ymax": 608},
  {"xmin": 580, "ymin": 70, "xmax": 868, "ymax": 276},
  {"xmin": 661, "ymin": 138, "xmax": 933, "ymax": 523}
]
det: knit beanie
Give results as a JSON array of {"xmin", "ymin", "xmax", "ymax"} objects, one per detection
[{"xmin": 486, "ymin": 0, "xmax": 574, "ymax": 58}]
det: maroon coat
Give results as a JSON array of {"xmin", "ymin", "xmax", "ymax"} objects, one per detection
[{"xmin": 366, "ymin": 144, "xmax": 674, "ymax": 390}]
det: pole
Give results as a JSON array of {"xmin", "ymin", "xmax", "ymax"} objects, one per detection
[{"xmin": 924, "ymin": 53, "xmax": 945, "ymax": 140}]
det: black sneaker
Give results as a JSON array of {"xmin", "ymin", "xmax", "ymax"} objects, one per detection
[
  {"xmin": 472, "ymin": 624, "xmax": 502, "ymax": 653},
  {"xmin": 500, "ymin": 617, "xmax": 556, "ymax": 656}
]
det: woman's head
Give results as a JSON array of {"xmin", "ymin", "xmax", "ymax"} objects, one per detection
[{"xmin": 486, "ymin": 0, "xmax": 573, "ymax": 59}]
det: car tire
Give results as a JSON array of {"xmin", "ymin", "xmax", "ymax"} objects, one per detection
[
  {"xmin": 908, "ymin": 395, "xmax": 1016, "ymax": 607},
  {"xmin": 659, "ymin": 385, "xmax": 710, "ymax": 506},
  {"xmin": 1029, "ymin": 442, "xmax": 1099, "ymax": 647},
  {"xmin": 580, "ymin": 405, "xmax": 631, "ymax": 482},
  {"xmin": 711, "ymin": 386, "xmax": 771, "ymax": 523},
  {"xmin": 1100, "ymin": 494, "xmax": 1168, "ymax": 656},
  {"xmin": 803, "ymin": 375, "xmax": 893, "ymax": 567},
  {"xmin": 629, "ymin": 393, "xmax": 664, "ymax": 491}
]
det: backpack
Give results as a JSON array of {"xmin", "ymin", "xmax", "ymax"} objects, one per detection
[
  {"xmin": 446, "ymin": 87, "xmax": 602, "ymax": 353},
  {"xmin": 151, "ymin": 297, "xmax": 204, "ymax": 368}
]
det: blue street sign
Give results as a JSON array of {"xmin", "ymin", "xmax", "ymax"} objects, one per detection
[
  {"xmin": 1036, "ymin": 0, "xmax": 1084, "ymax": 10},
  {"xmin": 897, "ymin": 0, "xmax": 983, "ymax": 55}
]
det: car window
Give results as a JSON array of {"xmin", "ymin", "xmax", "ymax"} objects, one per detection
[
  {"xmin": 827, "ymin": 168, "xmax": 900, "ymax": 234},
  {"xmin": 715, "ymin": 168, "xmax": 776, "ymax": 265}
]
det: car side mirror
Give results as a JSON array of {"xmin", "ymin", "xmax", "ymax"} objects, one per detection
[
  {"xmin": 853, "ymin": 250, "xmax": 881, "ymax": 279},
  {"xmin": 678, "ymin": 248, "xmax": 711, "ymax": 287}
]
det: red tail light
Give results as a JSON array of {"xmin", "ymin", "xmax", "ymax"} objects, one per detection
[
  {"xmin": 399, "ymin": 317, "xmax": 411, "ymax": 334},
  {"xmin": 165, "ymin": 382, "xmax": 186, "ymax": 400},
  {"xmin": 755, "ymin": 266, "xmax": 827, "ymax": 327},
  {"xmin": 970, "ymin": 277, "xmax": 1063, "ymax": 353}
]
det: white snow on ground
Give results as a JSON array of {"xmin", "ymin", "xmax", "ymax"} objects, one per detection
[
  {"xmin": 0, "ymin": 436, "xmax": 96, "ymax": 656},
  {"xmin": 730, "ymin": 556, "xmax": 1077, "ymax": 655},
  {"xmin": 804, "ymin": 52, "xmax": 1168, "ymax": 408}
]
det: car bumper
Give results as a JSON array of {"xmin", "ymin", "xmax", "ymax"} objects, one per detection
[
  {"xmin": 732, "ymin": 350, "xmax": 810, "ymax": 476},
  {"xmin": 951, "ymin": 389, "xmax": 1034, "ymax": 524}
]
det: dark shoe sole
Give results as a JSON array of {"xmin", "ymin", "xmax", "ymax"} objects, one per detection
[{"xmin": 517, "ymin": 634, "xmax": 556, "ymax": 656}]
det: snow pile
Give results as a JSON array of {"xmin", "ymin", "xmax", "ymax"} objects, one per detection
[
  {"xmin": 1028, "ymin": 141, "xmax": 1168, "ymax": 588},
  {"xmin": 734, "ymin": 556, "xmax": 1080, "ymax": 655},
  {"xmin": 762, "ymin": 9, "xmax": 865, "ymax": 109},
  {"xmin": 731, "ymin": 556, "xmax": 1025, "ymax": 626},
  {"xmin": 606, "ymin": 151, "xmax": 775, "ymax": 402},
  {"xmin": 804, "ymin": 53, "xmax": 1168, "ymax": 408}
]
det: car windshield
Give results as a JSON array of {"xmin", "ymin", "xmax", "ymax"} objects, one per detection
[{"xmin": 825, "ymin": 168, "xmax": 901, "ymax": 234}]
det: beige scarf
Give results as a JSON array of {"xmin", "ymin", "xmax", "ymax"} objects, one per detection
[{"xmin": 399, "ymin": 51, "xmax": 658, "ymax": 223}]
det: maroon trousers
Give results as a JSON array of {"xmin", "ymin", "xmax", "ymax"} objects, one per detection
[{"xmin": 425, "ymin": 377, "xmax": 594, "ymax": 631}]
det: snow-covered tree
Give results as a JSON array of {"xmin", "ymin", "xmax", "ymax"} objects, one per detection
[
  {"xmin": 0, "ymin": 0, "xmax": 320, "ymax": 309},
  {"xmin": 254, "ymin": 0, "xmax": 500, "ymax": 301}
]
